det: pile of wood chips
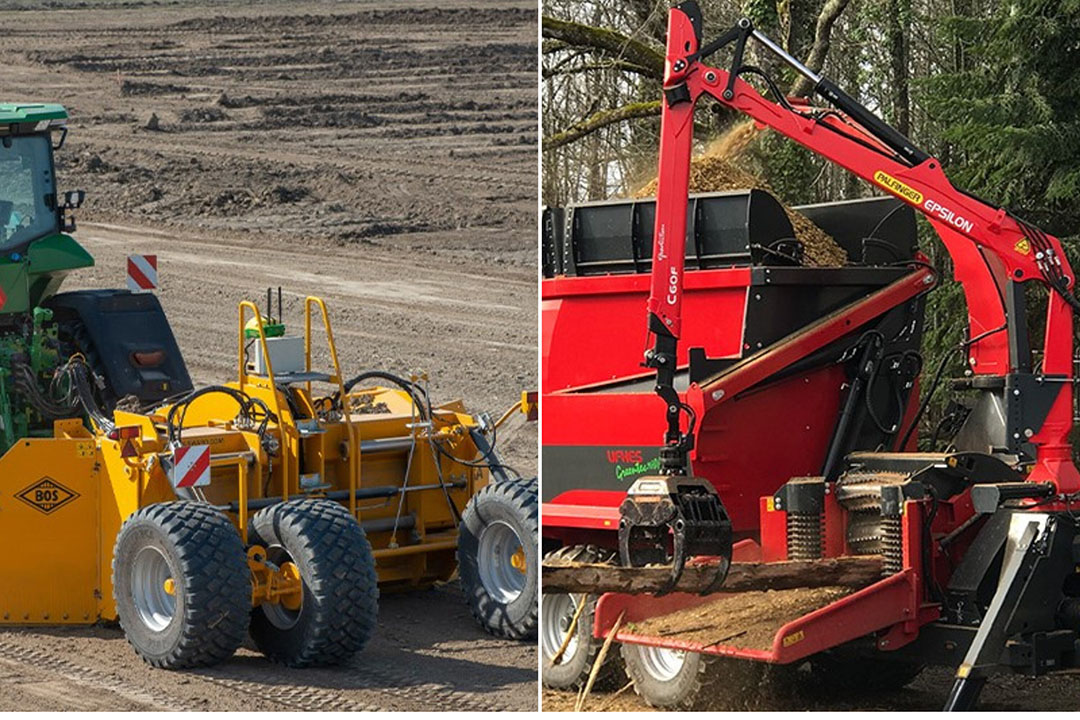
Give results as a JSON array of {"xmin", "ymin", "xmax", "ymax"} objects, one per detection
[
  {"xmin": 633, "ymin": 122, "xmax": 848, "ymax": 267},
  {"xmin": 626, "ymin": 585, "xmax": 853, "ymax": 652}
]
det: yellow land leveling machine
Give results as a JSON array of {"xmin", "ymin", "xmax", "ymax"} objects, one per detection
[{"xmin": 0, "ymin": 103, "xmax": 537, "ymax": 668}]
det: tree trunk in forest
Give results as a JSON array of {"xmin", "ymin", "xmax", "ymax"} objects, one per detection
[{"xmin": 886, "ymin": 0, "xmax": 911, "ymax": 136}]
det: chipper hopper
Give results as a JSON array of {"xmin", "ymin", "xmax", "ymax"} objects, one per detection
[
  {"xmin": 0, "ymin": 103, "xmax": 538, "ymax": 669},
  {"xmin": 543, "ymin": 2, "xmax": 1080, "ymax": 710}
]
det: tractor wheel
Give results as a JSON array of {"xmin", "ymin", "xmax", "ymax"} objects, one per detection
[
  {"xmin": 458, "ymin": 478, "xmax": 538, "ymax": 640},
  {"xmin": 542, "ymin": 545, "xmax": 626, "ymax": 690},
  {"xmin": 808, "ymin": 652, "xmax": 924, "ymax": 693},
  {"xmin": 54, "ymin": 315, "xmax": 117, "ymax": 410},
  {"xmin": 248, "ymin": 498, "xmax": 378, "ymax": 667},
  {"xmin": 621, "ymin": 643, "xmax": 722, "ymax": 710},
  {"xmin": 112, "ymin": 502, "xmax": 250, "ymax": 669}
]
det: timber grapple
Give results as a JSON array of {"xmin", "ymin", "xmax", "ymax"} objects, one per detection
[{"xmin": 618, "ymin": 475, "xmax": 732, "ymax": 593}]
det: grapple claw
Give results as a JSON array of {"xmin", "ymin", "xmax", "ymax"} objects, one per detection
[{"xmin": 618, "ymin": 475, "xmax": 733, "ymax": 595}]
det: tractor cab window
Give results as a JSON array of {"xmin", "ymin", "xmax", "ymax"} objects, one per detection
[{"xmin": 0, "ymin": 134, "xmax": 57, "ymax": 250}]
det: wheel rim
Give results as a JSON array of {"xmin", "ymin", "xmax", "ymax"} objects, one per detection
[
  {"xmin": 131, "ymin": 546, "xmax": 176, "ymax": 633},
  {"xmin": 477, "ymin": 519, "xmax": 526, "ymax": 604},
  {"xmin": 637, "ymin": 645, "xmax": 687, "ymax": 682},
  {"xmin": 261, "ymin": 545, "xmax": 303, "ymax": 630},
  {"xmin": 542, "ymin": 592, "xmax": 581, "ymax": 660}
]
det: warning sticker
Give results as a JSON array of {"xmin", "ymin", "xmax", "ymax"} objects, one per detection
[
  {"xmin": 16, "ymin": 477, "xmax": 80, "ymax": 514},
  {"xmin": 781, "ymin": 630, "xmax": 806, "ymax": 647}
]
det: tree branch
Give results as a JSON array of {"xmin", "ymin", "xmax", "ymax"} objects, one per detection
[
  {"xmin": 789, "ymin": 0, "xmax": 854, "ymax": 97},
  {"xmin": 543, "ymin": 100, "xmax": 662, "ymax": 151},
  {"xmin": 542, "ymin": 16, "xmax": 665, "ymax": 79},
  {"xmin": 543, "ymin": 0, "xmax": 851, "ymax": 151},
  {"xmin": 543, "ymin": 39, "xmax": 569, "ymax": 54},
  {"xmin": 543, "ymin": 59, "xmax": 655, "ymax": 80}
]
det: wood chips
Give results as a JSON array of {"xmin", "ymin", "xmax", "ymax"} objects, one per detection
[
  {"xmin": 633, "ymin": 123, "xmax": 848, "ymax": 267},
  {"xmin": 626, "ymin": 585, "xmax": 853, "ymax": 652}
]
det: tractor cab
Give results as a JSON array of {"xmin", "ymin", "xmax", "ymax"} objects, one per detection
[
  {"xmin": 0, "ymin": 104, "xmax": 77, "ymax": 249},
  {"xmin": 0, "ymin": 104, "xmax": 92, "ymax": 315}
]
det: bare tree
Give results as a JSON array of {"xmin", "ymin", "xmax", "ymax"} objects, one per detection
[{"xmin": 542, "ymin": 0, "xmax": 855, "ymax": 204}]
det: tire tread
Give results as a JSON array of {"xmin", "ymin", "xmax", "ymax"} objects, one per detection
[{"xmin": 113, "ymin": 502, "xmax": 250, "ymax": 669}]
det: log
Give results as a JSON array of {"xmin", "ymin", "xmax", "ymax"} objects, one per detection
[{"xmin": 542, "ymin": 556, "xmax": 884, "ymax": 595}]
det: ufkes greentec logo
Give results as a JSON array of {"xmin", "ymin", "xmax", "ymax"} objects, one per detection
[{"xmin": 606, "ymin": 449, "xmax": 661, "ymax": 481}]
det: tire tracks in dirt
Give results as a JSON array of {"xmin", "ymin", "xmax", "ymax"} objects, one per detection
[
  {"xmin": 0, "ymin": 638, "xmax": 192, "ymax": 711},
  {"xmin": 190, "ymin": 671, "xmax": 387, "ymax": 712},
  {"xmin": 346, "ymin": 660, "xmax": 520, "ymax": 712},
  {"xmin": 0, "ymin": 631, "xmax": 519, "ymax": 712}
]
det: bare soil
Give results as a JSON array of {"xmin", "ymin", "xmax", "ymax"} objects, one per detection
[
  {"xmin": 0, "ymin": 584, "xmax": 536, "ymax": 711},
  {"xmin": 544, "ymin": 666, "xmax": 1080, "ymax": 712},
  {"xmin": 0, "ymin": 0, "xmax": 536, "ymax": 710}
]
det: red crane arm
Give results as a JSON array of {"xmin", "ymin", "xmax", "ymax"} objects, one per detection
[{"xmin": 646, "ymin": 2, "xmax": 1078, "ymax": 490}]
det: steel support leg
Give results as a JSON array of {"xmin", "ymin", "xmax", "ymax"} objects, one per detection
[
  {"xmin": 943, "ymin": 515, "xmax": 1048, "ymax": 711},
  {"xmin": 469, "ymin": 424, "xmax": 512, "ymax": 484}
]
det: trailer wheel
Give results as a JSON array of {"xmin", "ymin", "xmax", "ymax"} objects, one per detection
[
  {"xmin": 248, "ymin": 498, "xmax": 378, "ymax": 667},
  {"xmin": 113, "ymin": 502, "xmax": 250, "ymax": 669},
  {"xmin": 459, "ymin": 478, "xmax": 538, "ymax": 640},
  {"xmin": 622, "ymin": 644, "xmax": 718, "ymax": 710},
  {"xmin": 809, "ymin": 652, "xmax": 924, "ymax": 692},
  {"xmin": 542, "ymin": 545, "xmax": 625, "ymax": 690}
]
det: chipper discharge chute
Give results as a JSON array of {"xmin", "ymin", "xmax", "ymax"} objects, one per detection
[
  {"xmin": 0, "ymin": 103, "xmax": 538, "ymax": 669},
  {"xmin": 543, "ymin": 2, "xmax": 1080, "ymax": 710}
]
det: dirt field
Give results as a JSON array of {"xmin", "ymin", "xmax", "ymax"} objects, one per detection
[
  {"xmin": 0, "ymin": 0, "xmax": 536, "ymax": 710},
  {"xmin": 543, "ymin": 665, "xmax": 1080, "ymax": 712}
]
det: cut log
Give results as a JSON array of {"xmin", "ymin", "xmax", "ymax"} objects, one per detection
[{"xmin": 542, "ymin": 556, "xmax": 884, "ymax": 595}]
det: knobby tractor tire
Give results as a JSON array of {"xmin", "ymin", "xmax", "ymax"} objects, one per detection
[
  {"xmin": 55, "ymin": 315, "xmax": 117, "ymax": 411},
  {"xmin": 621, "ymin": 644, "xmax": 723, "ymax": 710},
  {"xmin": 248, "ymin": 498, "xmax": 379, "ymax": 667},
  {"xmin": 808, "ymin": 652, "xmax": 924, "ymax": 693},
  {"xmin": 112, "ymin": 502, "xmax": 250, "ymax": 669},
  {"xmin": 458, "ymin": 477, "xmax": 539, "ymax": 640},
  {"xmin": 623, "ymin": 647, "xmax": 810, "ymax": 711},
  {"xmin": 542, "ymin": 544, "xmax": 626, "ymax": 691}
]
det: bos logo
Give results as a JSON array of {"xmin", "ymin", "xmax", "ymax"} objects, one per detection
[{"xmin": 16, "ymin": 477, "xmax": 79, "ymax": 514}]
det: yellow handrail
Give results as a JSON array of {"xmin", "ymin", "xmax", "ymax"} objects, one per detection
[
  {"xmin": 304, "ymin": 296, "xmax": 360, "ymax": 518},
  {"xmin": 238, "ymin": 300, "xmax": 291, "ymax": 504}
]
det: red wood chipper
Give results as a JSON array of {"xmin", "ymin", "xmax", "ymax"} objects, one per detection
[{"xmin": 541, "ymin": 1, "xmax": 1080, "ymax": 710}]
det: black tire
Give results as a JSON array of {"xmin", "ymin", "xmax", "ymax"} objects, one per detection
[
  {"xmin": 54, "ymin": 315, "xmax": 117, "ymax": 410},
  {"xmin": 621, "ymin": 643, "xmax": 721, "ymax": 710},
  {"xmin": 808, "ymin": 651, "xmax": 924, "ymax": 693},
  {"xmin": 542, "ymin": 545, "xmax": 626, "ymax": 690},
  {"xmin": 458, "ymin": 478, "xmax": 538, "ymax": 640},
  {"xmin": 112, "ymin": 502, "xmax": 250, "ymax": 669},
  {"xmin": 248, "ymin": 498, "xmax": 379, "ymax": 667}
]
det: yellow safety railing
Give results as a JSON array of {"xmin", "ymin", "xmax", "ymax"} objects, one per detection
[
  {"xmin": 238, "ymin": 301, "xmax": 291, "ymax": 505},
  {"xmin": 303, "ymin": 296, "xmax": 360, "ymax": 517}
]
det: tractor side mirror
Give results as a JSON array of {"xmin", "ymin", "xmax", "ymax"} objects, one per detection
[
  {"xmin": 63, "ymin": 190, "xmax": 86, "ymax": 209},
  {"xmin": 59, "ymin": 189, "xmax": 86, "ymax": 233}
]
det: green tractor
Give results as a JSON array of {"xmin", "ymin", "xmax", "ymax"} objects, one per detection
[
  {"xmin": 0, "ymin": 104, "xmax": 194, "ymax": 454},
  {"xmin": 0, "ymin": 104, "xmax": 90, "ymax": 311}
]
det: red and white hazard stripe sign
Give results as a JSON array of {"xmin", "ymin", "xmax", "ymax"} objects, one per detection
[
  {"xmin": 170, "ymin": 445, "xmax": 210, "ymax": 489},
  {"xmin": 126, "ymin": 254, "xmax": 158, "ymax": 292}
]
